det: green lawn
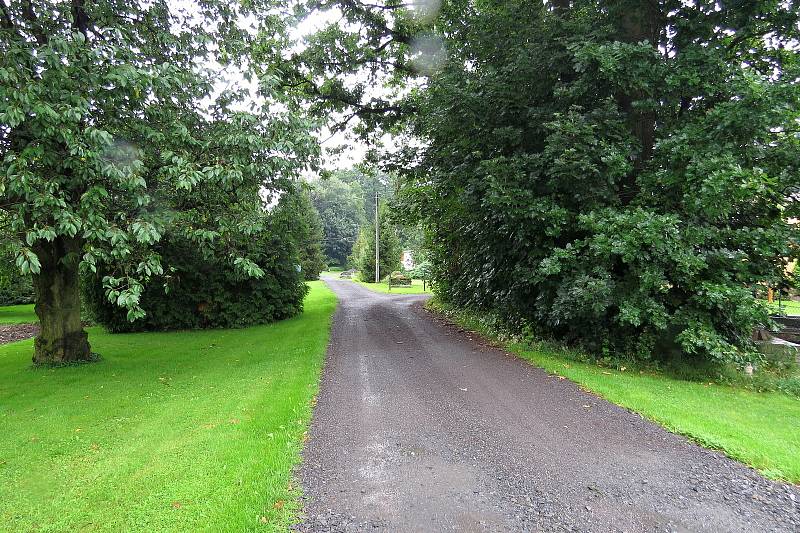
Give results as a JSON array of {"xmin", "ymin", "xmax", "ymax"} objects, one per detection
[
  {"xmin": 0, "ymin": 304, "xmax": 37, "ymax": 324},
  {"xmin": 0, "ymin": 281, "xmax": 337, "ymax": 532},
  {"xmin": 766, "ymin": 299, "xmax": 800, "ymax": 316},
  {"xmin": 432, "ymin": 302, "xmax": 800, "ymax": 484},
  {"xmin": 354, "ymin": 278, "xmax": 432, "ymax": 294}
]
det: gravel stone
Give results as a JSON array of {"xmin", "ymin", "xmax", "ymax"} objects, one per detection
[{"xmin": 295, "ymin": 278, "xmax": 800, "ymax": 532}]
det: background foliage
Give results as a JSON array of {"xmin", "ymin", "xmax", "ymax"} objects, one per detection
[
  {"xmin": 280, "ymin": 0, "xmax": 800, "ymax": 365},
  {"xmin": 310, "ymin": 173, "xmax": 366, "ymax": 266},
  {"xmin": 0, "ymin": 244, "xmax": 33, "ymax": 306},
  {"xmin": 84, "ymin": 206, "xmax": 308, "ymax": 332},
  {"xmin": 351, "ymin": 204, "xmax": 401, "ymax": 283}
]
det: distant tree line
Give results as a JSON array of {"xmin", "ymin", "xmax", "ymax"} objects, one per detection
[{"xmin": 309, "ymin": 168, "xmax": 403, "ymax": 277}]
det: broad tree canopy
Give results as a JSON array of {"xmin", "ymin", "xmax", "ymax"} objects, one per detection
[
  {"xmin": 0, "ymin": 0, "xmax": 318, "ymax": 363},
  {"xmin": 265, "ymin": 0, "xmax": 800, "ymax": 364}
]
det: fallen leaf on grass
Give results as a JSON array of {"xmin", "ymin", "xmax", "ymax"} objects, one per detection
[
  {"xmin": 273, "ymin": 500, "xmax": 285, "ymax": 510},
  {"xmin": 260, "ymin": 516, "xmax": 268, "ymax": 524},
  {"xmin": 171, "ymin": 501, "xmax": 182, "ymax": 510}
]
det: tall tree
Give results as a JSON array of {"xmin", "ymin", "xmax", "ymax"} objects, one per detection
[
  {"xmin": 280, "ymin": 185, "xmax": 327, "ymax": 280},
  {"xmin": 336, "ymin": 168, "xmax": 394, "ymax": 223},
  {"xmin": 352, "ymin": 203, "xmax": 401, "ymax": 283},
  {"xmin": 0, "ymin": 0, "xmax": 317, "ymax": 364},
  {"xmin": 265, "ymin": 0, "xmax": 800, "ymax": 364}
]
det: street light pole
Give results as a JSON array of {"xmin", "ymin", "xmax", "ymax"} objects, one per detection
[{"xmin": 375, "ymin": 191, "xmax": 380, "ymax": 283}]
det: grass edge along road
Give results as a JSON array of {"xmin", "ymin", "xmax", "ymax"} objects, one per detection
[
  {"xmin": 768, "ymin": 299, "xmax": 800, "ymax": 316},
  {"xmin": 428, "ymin": 300, "xmax": 800, "ymax": 484},
  {"xmin": 0, "ymin": 281, "xmax": 336, "ymax": 532},
  {"xmin": 320, "ymin": 271, "xmax": 431, "ymax": 295},
  {"xmin": 354, "ymin": 278, "xmax": 431, "ymax": 294}
]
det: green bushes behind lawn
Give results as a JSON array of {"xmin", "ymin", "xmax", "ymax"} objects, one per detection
[{"xmin": 84, "ymin": 232, "xmax": 307, "ymax": 333}]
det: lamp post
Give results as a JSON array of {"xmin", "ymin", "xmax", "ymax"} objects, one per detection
[{"xmin": 375, "ymin": 191, "xmax": 380, "ymax": 283}]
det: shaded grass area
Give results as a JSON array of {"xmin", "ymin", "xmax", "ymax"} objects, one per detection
[
  {"xmin": 0, "ymin": 281, "xmax": 337, "ymax": 532},
  {"xmin": 429, "ymin": 299, "xmax": 800, "ymax": 484},
  {"xmin": 0, "ymin": 304, "xmax": 37, "ymax": 324}
]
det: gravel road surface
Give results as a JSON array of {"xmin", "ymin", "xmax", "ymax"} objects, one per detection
[{"xmin": 297, "ymin": 278, "xmax": 800, "ymax": 532}]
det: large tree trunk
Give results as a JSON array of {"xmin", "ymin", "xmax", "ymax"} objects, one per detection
[
  {"xmin": 31, "ymin": 236, "xmax": 92, "ymax": 365},
  {"xmin": 609, "ymin": 0, "xmax": 662, "ymax": 202}
]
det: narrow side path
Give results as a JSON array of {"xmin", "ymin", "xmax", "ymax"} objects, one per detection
[{"xmin": 297, "ymin": 278, "xmax": 799, "ymax": 532}]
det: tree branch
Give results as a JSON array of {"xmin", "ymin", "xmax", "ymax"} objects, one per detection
[
  {"xmin": 71, "ymin": 0, "xmax": 90, "ymax": 39},
  {"xmin": 0, "ymin": 0, "xmax": 14, "ymax": 30},
  {"xmin": 20, "ymin": 0, "xmax": 47, "ymax": 45},
  {"xmin": 336, "ymin": 0, "xmax": 412, "ymax": 45}
]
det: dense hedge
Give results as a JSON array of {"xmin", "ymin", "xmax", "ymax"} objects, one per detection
[
  {"xmin": 0, "ymin": 247, "xmax": 34, "ymax": 306},
  {"xmin": 394, "ymin": 1, "xmax": 799, "ymax": 366},
  {"xmin": 84, "ymin": 228, "xmax": 307, "ymax": 333}
]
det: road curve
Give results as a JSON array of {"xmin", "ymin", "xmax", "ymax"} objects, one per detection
[{"xmin": 296, "ymin": 278, "xmax": 799, "ymax": 532}]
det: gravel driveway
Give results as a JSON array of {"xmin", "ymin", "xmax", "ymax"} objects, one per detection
[{"xmin": 297, "ymin": 278, "xmax": 799, "ymax": 532}]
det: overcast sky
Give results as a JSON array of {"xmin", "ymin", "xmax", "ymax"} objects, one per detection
[{"xmin": 198, "ymin": 3, "xmax": 375, "ymax": 173}]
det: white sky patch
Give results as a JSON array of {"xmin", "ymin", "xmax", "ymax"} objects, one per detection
[{"xmin": 167, "ymin": 1, "xmax": 446, "ymax": 173}]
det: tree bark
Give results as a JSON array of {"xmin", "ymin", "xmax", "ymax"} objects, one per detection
[
  {"xmin": 609, "ymin": 0, "xmax": 662, "ymax": 202},
  {"xmin": 31, "ymin": 236, "xmax": 92, "ymax": 365}
]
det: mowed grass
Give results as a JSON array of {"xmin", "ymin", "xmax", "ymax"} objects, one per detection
[
  {"xmin": 0, "ymin": 281, "xmax": 337, "ymax": 532},
  {"xmin": 766, "ymin": 299, "xmax": 800, "ymax": 316},
  {"xmin": 0, "ymin": 303, "xmax": 37, "ymax": 324},
  {"xmin": 354, "ymin": 278, "xmax": 431, "ymax": 294},
  {"xmin": 432, "ymin": 302, "xmax": 800, "ymax": 483}
]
